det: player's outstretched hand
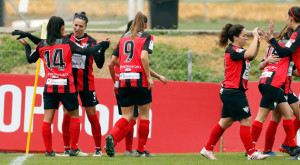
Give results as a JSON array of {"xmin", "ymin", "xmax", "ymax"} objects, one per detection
[
  {"xmin": 11, "ymin": 30, "xmax": 30, "ymax": 40},
  {"xmin": 260, "ymin": 29, "xmax": 270, "ymax": 43},
  {"xmin": 103, "ymin": 38, "xmax": 111, "ymax": 44},
  {"xmin": 19, "ymin": 39, "xmax": 29, "ymax": 46}
]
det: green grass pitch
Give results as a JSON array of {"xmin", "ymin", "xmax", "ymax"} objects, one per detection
[{"xmin": 3, "ymin": 152, "xmax": 300, "ymax": 165}]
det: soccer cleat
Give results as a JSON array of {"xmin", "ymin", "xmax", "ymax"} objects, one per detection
[
  {"xmin": 45, "ymin": 150, "xmax": 62, "ymax": 157},
  {"xmin": 93, "ymin": 149, "xmax": 102, "ymax": 157},
  {"xmin": 136, "ymin": 150, "xmax": 155, "ymax": 157},
  {"xmin": 104, "ymin": 134, "xmax": 116, "ymax": 157},
  {"xmin": 200, "ymin": 147, "xmax": 217, "ymax": 160},
  {"xmin": 279, "ymin": 144, "xmax": 290, "ymax": 154},
  {"xmin": 289, "ymin": 146, "xmax": 300, "ymax": 156},
  {"xmin": 124, "ymin": 150, "xmax": 137, "ymax": 156},
  {"xmin": 247, "ymin": 151, "xmax": 269, "ymax": 160},
  {"xmin": 263, "ymin": 151, "xmax": 283, "ymax": 157},
  {"xmin": 69, "ymin": 148, "xmax": 88, "ymax": 157},
  {"xmin": 62, "ymin": 149, "xmax": 70, "ymax": 157},
  {"xmin": 287, "ymin": 154, "xmax": 300, "ymax": 160}
]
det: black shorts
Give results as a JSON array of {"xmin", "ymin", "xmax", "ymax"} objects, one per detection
[
  {"xmin": 287, "ymin": 92, "xmax": 299, "ymax": 105},
  {"xmin": 220, "ymin": 88, "xmax": 251, "ymax": 121},
  {"xmin": 78, "ymin": 90, "xmax": 99, "ymax": 107},
  {"xmin": 43, "ymin": 93, "xmax": 79, "ymax": 111},
  {"xmin": 119, "ymin": 87, "xmax": 152, "ymax": 107},
  {"xmin": 116, "ymin": 94, "xmax": 139, "ymax": 117},
  {"xmin": 259, "ymin": 84, "xmax": 287, "ymax": 110}
]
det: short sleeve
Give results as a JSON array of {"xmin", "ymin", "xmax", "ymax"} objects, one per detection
[
  {"xmin": 142, "ymin": 35, "xmax": 154, "ymax": 54},
  {"xmin": 228, "ymin": 47, "xmax": 245, "ymax": 61},
  {"xmin": 112, "ymin": 43, "xmax": 120, "ymax": 57}
]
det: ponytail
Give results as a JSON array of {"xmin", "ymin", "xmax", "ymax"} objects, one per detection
[
  {"xmin": 218, "ymin": 23, "xmax": 244, "ymax": 48},
  {"xmin": 131, "ymin": 12, "xmax": 146, "ymax": 39},
  {"xmin": 46, "ymin": 16, "xmax": 65, "ymax": 45},
  {"xmin": 275, "ymin": 25, "xmax": 293, "ymax": 40}
]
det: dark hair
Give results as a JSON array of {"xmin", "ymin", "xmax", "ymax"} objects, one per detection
[
  {"xmin": 218, "ymin": 23, "xmax": 245, "ymax": 48},
  {"xmin": 131, "ymin": 12, "xmax": 147, "ymax": 39},
  {"xmin": 46, "ymin": 16, "xmax": 65, "ymax": 45},
  {"xmin": 74, "ymin": 11, "xmax": 88, "ymax": 24},
  {"xmin": 288, "ymin": 6, "xmax": 300, "ymax": 23},
  {"xmin": 125, "ymin": 20, "xmax": 133, "ymax": 34},
  {"xmin": 275, "ymin": 25, "xmax": 293, "ymax": 40}
]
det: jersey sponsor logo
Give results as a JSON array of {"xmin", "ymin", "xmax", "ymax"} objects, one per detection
[
  {"xmin": 285, "ymin": 39, "xmax": 295, "ymax": 48},
  {"xmin": 149, "ymin": 40, "xmax": 154, "ymax": 50},
  {"xmin": 46, "ymin": 79, "xmax": 67, "ymax": 85},
  {"xmin": 260, "ymin": 71, "xmax": 273, "ymax": 78},
  {"xmin": 236, "ymin": 48, "xmax": 244, "ymax": 53},
  {"xmin": 72, "ymin": 54, "xmax": 86, "ymax": 69},
  {"xmin": 120, "ymin": 73, "xmax": 140, "ymax": 80}
]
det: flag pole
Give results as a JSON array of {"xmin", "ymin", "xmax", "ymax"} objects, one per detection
[{"xmin": 25, "ymin": 22, "xmax": 47, "ymax": 154}]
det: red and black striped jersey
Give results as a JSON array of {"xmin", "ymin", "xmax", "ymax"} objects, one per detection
[
  {"xmin": 66, "ymin": 33, "xmax": 99, "ymax": 91},
  {"xmin": 113, "ymin": 31, "xmax": 154, "ymax": 88},
  {"xmin": 259, "ymin": 43, "xmax": 291, "ymax": 88},
  {"xmin": 270, "ymin": 26, "xmax": 300, "ymax": 73},
  {"xmin": 221, "ymin": 44, "xmax": 250, "ymax": 91},
  {"xmin": 28, "ymin": 37, "xmax": 89, "ymax": 93},
  {"xmin": 281, "ymin": 60, "xmax": 296, "ymax": 94}
]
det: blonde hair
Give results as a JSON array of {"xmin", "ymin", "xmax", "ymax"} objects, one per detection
[{"xmin": 130, "ymin": 12, "xmax": 145, "ymax": 39}]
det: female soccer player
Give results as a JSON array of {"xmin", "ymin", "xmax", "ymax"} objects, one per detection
[
  {"xmin": 108, "ymin": 20, "xmax": 167, "ymax": 156},
  {"xmin": 12, "ymin": 12, "xmax": 109, "ymax": 156},
  {"xmin": 254, "ymin": 6, "xmax": 300, "ymax": 157},
  {"xmin": 105, "ymin": 12, "xmax": 154, "ymax": 157},
  {"xmin": 200, "ymin": 23, "xmax": 269, "ymax": 160},
  {"xmin": 18, "ymin": 16, "xmax": 109, "ymax": 156},
  {"xmin": 259, "ymin": 26, "xmax": 300, "ymax": 156}
]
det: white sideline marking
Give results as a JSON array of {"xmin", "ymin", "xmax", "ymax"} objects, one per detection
[{"xmin": 9, "ymin": 154, "xmax": 33, "ymax": 165}]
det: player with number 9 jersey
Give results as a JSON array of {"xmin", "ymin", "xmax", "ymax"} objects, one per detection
[{"xmin": 114, "ymin": 30, "xmax": 153, "ymax": 88}]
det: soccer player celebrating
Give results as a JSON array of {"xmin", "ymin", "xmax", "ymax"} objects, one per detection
[
  {"xmin": 12, "ymin": 12, "xmax": 109, "ymax": 157},
  {"xmin": 105, "ymin": 12, "xmax": 154, "ymax": 157},
  {"xmin": 108, "ymin": 20, "xmax": 167, "ymax": 156},
  {"xmin": 256, "ymin": 6, "xmax": 300, "ymax": 158},
  {"xmin": 200, "ymin": 23, "xmax": 269, "ymax": 160},
  {"xmin": 259, "ymin": 25, "xmax": 300, "ymax": 156},
  {"xmin": 18, "ymin": 16, "xmax": 109, "ymax": 156}
]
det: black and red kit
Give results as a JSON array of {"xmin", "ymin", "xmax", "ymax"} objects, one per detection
[
  {"xmin": 25, "ymin": 37, "xmax": 105, "ymax": 93},
  {"xmin": 66, "ymin": 33, "xmax": 104, "ymax": 91},
  {"xmin": 270, "ymin": 25, "xmax": 300, "ymax": 73},
  {"xmin": 113, "ymin": 31, "xmax": 154, "ymax": 88},
  {"xmin": 221, "ymin": 44, "xmax": 250, "ymax": 91},
  {"xmin": 259, "ymin": 43, "xmax": 291, "ymax": 88}
]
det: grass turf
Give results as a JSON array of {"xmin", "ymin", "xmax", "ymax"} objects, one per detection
[{"xmin": 3, "ymin": 152, "xmax": 300, "ymax": 165}]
